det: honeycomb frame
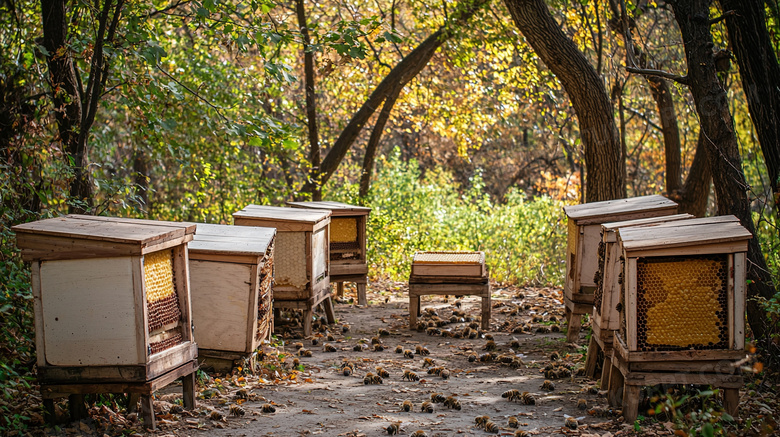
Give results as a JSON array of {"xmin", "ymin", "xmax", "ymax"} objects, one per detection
[{"xmin": 144, "ymin": 249, "xmax": 183, "ymax": 353}]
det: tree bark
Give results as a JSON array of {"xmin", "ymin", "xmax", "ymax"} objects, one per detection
[
  {"xmin": 296, "ymin": 0, "xmax": 321, "ymax": 201},
  {"xmin": 669, "ymin": 0, "xmax": 777, "ymax": 345},
  {"xmin": 303, "ymin": 0, "xmax": 490, "ymax": 194},
  {"xmin": 719, "ymin": 0, "xmax": 780, "ymax": 227},
  {"xmin": 675, "ymin": 132, "xmax": 711, "ymax": 216},
  {"xmin": 504, "ymin": 0, "xmax": 624, "ymax": 202},
  {"xmin": 358, "ymin": 85, "xmax": 402, "ymax": 199}
]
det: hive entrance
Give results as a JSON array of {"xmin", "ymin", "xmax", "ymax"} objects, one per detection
[{"xmin": 635, "ymin": 254, "xmax": 728, "ymax": 351}]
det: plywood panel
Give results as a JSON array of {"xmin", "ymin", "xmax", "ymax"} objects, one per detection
[
  {"xmin": 190, "ymin": 260, "xmax": 251, "ymax": 352},
  {"xmin": 579, "ymin": 224, "xmax": 602, "ymax": 289},
  {"xmin": 312, "ymin": 227, "xmax": 328, "ymax": 282},
  {"xmin": 40, "ymin": 257, "xmax": 140, "ymax": 366}
]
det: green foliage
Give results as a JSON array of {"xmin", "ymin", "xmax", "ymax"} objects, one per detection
[
  {"xmin": 648, "ymin": 388, "xmax": 735, "ymax": 436},
  {"xmin": 327, "ymin": 150, "xmax": 568, "ymax": 285}
]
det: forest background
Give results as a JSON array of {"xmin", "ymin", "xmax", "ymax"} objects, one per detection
[{"xmin": 1, "ymin": 0, "xmax": 779, "ymax": 433}]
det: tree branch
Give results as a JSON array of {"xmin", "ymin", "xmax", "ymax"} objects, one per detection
[
  {"xmin": 709, "ymin": 10, "xmax": 736, "ymax": 25},
  {"xmin": 625, "ymin": 66, "xmax": 690, "ymax": 85},
  {"xmin": 155, "ymin": 64, "xmax": 228, "ymax": 121}
]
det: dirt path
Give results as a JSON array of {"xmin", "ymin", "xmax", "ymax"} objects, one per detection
[{"xmin": 162, "ymin": 283, "xmax": 622, "ymax": 437}]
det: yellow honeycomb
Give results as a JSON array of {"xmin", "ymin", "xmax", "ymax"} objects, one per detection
[
  {"xmin": 331, "ymin": 218, "xmax": 358, "ymax": 243},
  {"xmin": 637, "ymin": 256, "xmax": 727, "ymax": 350},
  {"xmin": 144, "ymin": 250, "xmax": 175, "ymax": 302}
]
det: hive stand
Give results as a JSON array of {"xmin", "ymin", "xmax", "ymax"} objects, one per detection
[
  {"xmin": 13, "ymin": 215, "xmax": 199, "ymax": 430},
  {"xmin": 288, "ymin": 201, "xmax": 371, "ymax": 306},
  {"xmin": 584, "ymin": 213, "xmax": 694, "ymax": 386},
  {"xmin": 187, "ymin": 223, "xmax": 276, "ymax": 373},
  {"xmin": 233, "ymin": 205, "xmax": 334, "ymax": 336},
  {"xmin": 408, "ymin": 252, "xmax": 491, "ymax": 331},
  {"xmin": 562, "ymin": 195, "xmax": 678, "ymax": 343},
  {"xmin": 606, "ymin": 215, "xmax": 751, "ymax": 423}
]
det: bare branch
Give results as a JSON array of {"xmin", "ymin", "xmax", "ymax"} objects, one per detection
[
  {"xmin": 625, "ymin": 66, "xmax": 690, "ymax": 85},
  {"xmin": 709, "ymin": 10, "xmax": 736, "ymax": 25},
  {"xmin": 155, "ymin": 64, "xmax": 228, "ymax": 121}
]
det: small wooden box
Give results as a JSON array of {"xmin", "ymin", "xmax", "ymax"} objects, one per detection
[
  {"xmin": 606, "ymin": 215, "xmax": 751, "ymax": 423},
  {"xmin": 411, "ymin": 251, "xmax": 487, "ymax": 279},
  {"xmin": 233, "ymin": 205, "xmax": 332, "ymax": 336},
  {"xmin": 13, "ymin": 215, "xmax": 199, "ymax": 428},
  {"xmin": 288, "ymin": 201, "xmax": 371, "ymax": 305},
  {"xmin": 562, "ymin": 195, "xmax": 678, "ymax": 342},
  {"xmin": 187, "ymin": 223, "xmax": 276, "ymax": 368}
]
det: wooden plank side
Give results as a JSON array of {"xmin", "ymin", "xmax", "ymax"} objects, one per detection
[
  {"xmin": 602, "ymin": 241, "xmax": 622, "ymax": 331},
  {"xmin": 69, "ymin": 215, "xmax": 196, "ymax": 234},
  {"xmin": 130, "ymin": 256, "xmax": 148, "ymax": 366},
  {"xmin": 623, "ymin": 241, "xmax": 749, "ymax": 258},
  {"xmin": 233, "ymin": 205, "xmax": 330, "ymax": 224},
  {"xmin": 312, "ymin": 226, "xmax": 328, "ymax": 284},
  {"xmin": 40, "ymin": 257, "xmax": 140, "ymax": 366},
  {"xmin": 564, "ymin": 195, "xmax": 677, "ymax": 221},
  {"xmin": 601, "ymin": 213, "xmax": 694, "ymax": 231},
  {"xmin": 13, "ymin": 216, "xmax": 185, "ymax": 246},
  {"xmin": 579, "ymin": 224, "xmax": 602, "ymax": 288},
  {"xmin": 733, "ymin": 252, "xmax": 746, "ymax": 350},
  {"xmin": 173, "ymin": 245, "xmax": 193, "ymax": 343},
  {"xmin": 31, "ymin": 262, "xmax": 47, "ymax": 367},
  {"xmin": 728, "ymin": 254, "xmax": 735, "ymax": 349},
  {"xmin": 626, "ymin": 258, "xmax": 637, "ymax": 351},
  {"xmin": 287, "ymin": 200, "xmax": 371, "ymax": 215}
]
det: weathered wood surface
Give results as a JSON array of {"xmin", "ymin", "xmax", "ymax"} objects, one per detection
[
  {"xmin": 601, "ymin": 213, "xmax": 694, "ymax": 231},
  {"xmin": 409, "ymin": 281, "xmax": 490, "ymax": 330},
  {"xmin": 563, "ymin": 195, "xmax": 677, "ymax": 225},
  {"xmin": 187, "ymin": 223, "xmax": 276, "ymax": 260},
  {"xmin": 287, "ymin": 200, "xmax": 371, "ymax": 216},
  {"xmin": 234, "ymin": 205, "xmax": 330, "ymax": 232},
  {"xmin": 411, "ymin": 251, "xmax": 486, "ymax": 277},
  {"xmin": 619, "ymin": 215, "xmax": 751, "ymax": 252}
]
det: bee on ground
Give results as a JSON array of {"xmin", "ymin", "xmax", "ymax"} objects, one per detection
[
  {"xmin": 425, "ymin": 308, "xmax": 438, "ymax": 317},
  {"xmin": 363, "ymin": 372, "xmax": 383, "ymax": 385},
  {"xmin": 422, "ymin": 357, "xmax": 435, "ymax": 368},
  {"xmin": 402, "ymin": 369, "xmax": 419, "ymax": 381},
  {"xmin": 228, "ymin": 404, "xmax": 245, "ymax": 417},
  {"xmin": 353, "ymin": 344, "xmax": 364, "ymax": 352},
  {"xmin": 410, "ymin": 431, "xmax": 427, "ymax": 437},
  {"xmin": 371, "ymin": 336, "xmax": 382, "ymax": 345},
  {"xmin": 420, "ymin": 401, "xmax": 433, "ymax": 413},
  {"xmin": 502, "ymin": 389, "xmax": 520, "ymax": 402},
  {"xmin": 514, "ymin": 431, "xmax": 529, "ymax": 437},
  {"xmin": 425, "ymin": 327, "xmax": 441, "ymax": 336},
  {"xmin": 292, "ymin": 342, "xmax": 304, "ymax": 350},
  {"xmin": 479, "ymin": 353, "xmax": 495, "ymax": 363},
  {"xmin": 484, "ymin": 340, "xmax": 497, "ymax": 351},
  {"xmin": 298, "ymin": 348, "xmax": 312, "ymax": 357},
  {"xmin": 311, "ymin": 337, "xmax": 320, "ymax": 346},
  {"xmin": 575, "ymin": 366, "xmax": 587, "ymax": 377},
  {"xmin": 484, "ymin": 420, "xmax": 499, "ymax": 433},
  {"xmin": 520, "ymin": 391, "xmax": 536, "ymax": 405},
  {"xmin": 415, "ymin": 345, "xmax": 430, "ymax": 356},
  {"xmin": 416, "ymin": 321, "xmax": 427, "ymax": 331},
  {"xmin": 342, "ymin": 366, "xmax": 353, "ymax": 376},
  {"xmin": 549, "ymin": 351, "xmax": 560, "ymax": 361},
  {"xmin": 234, "ymin": 388, "xmax": 249, "ymax": 400},
  {"xmin": 261, "ymin": 403, "xmax": 276, "ymax": 413},
  {"xmin": 324, "ymin": 343, "xmax": 337, "ymax": 352},
  {"xmin": 509, "ymin": 358, "xmax": 525, "ymax": 368},
  {"xmin": 378, "ymin": 328, "xmax": 390, "ymax": 336},
  {"xmin": 484, "ymin": 333, "xmax": 494, "ymax": 341},
  {"xmin": 376, "ymin": 367, "xmax": 390, "ymax": 378},
  {"xmin": 577, "ymin": 399, "xmax": 588, "ymax": 410},
  {"xmin": 403, "ymin": 349, "xmax": 414, "ymax": 359},
  {"xmin": 326, "ymin": 333, "xmax": 335, "ymax": 341},
  {"xmin": 508, "ymin": 416, "xmax": 518, "ymax": 428},
  {"xmin": 475, "ymin": 415, "xmax": 490, "ymax": 428},
  {"xmin": 509, "ymin": 339, "xmax": 521, "ymax": 349},
  {"xmin": 536, "ymin": 326, "xmax": 551, "ymax": 333},
  {"xmin": 454, "ymin": 299, "xmax": 463, "ymax": 308},
  {"xmin": 427, "ymin": 366, "xmax": 443, "ymax": 376},
  {"xmin": 341, "ymin": 324, "xmax": 350, "ymax": 333},
  {"xmin": 468, "ymin": 352, "xmax": 477, "ymax": 362},
  {"xmin": 395, "ymin": 345, "xmax": 404, "ymax": 353},
  {"xmin": 550, "ymin": 324, "xmax": 561, "ymax": 332},
  {"xmin": 541, "ymin": 379, "xmax": 555, "ymax": 391},
  {"xmin": 208, "ymin": 410, "xmax": 224, "ymax": 421},
  {"xmin": 440, "ymin": 369, "xmax": 450, "ymax": 379},
  {"xmin": 443, "ymin": 396, "xmax": 461, "ymax": 410},
  {"xmin": 564, "ymin": 416, "xmax": 578, "ymax": 429},
  {"xmin": 386, "ymin": 422, "xmax": 401, "ymax": 435},
  {"xmin": 497, "ymin": 354, "xmax": 514, "ymax": 364},
  {"xmin": 430, "ymin": 393, "xmax": 446, "ymax": 403},
  {"xmin": 401, "ymin": 400, "xmax": 413, "ymax": 412},
  {"xmin": 373, "ymin": 344, "xmax": 385, "ymax": 352}
]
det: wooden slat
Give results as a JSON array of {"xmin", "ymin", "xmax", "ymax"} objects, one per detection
[
  {"xmin": 173, "ymin": 246, "xmax": 193, "ymax": 343},
  {"xmin": 564, "ymin": 195, "xmax": 677, "ymax": 222},
  {"xmin": 620, "ymin": 219, "xmax": 752, "ymax": 253},
  {"xmin": 287, "ymin": 200, "xmax": 371, "ymax": 216},
  {"xmin": 601, "ymin": 213, "xmax": 694, "ymax": 231},
  {"xmin": 233, "ymin": 205, "xmax": 331, "ymax": 224},
  {"xmin": 69, "ymin": 215, "xmax": 196, "ymax": 234},
  {"xmin": 13, "ymin": 216, "xmax": 188, "ymax": 245},
  {"xmin": 147, "ymin": 342, "xmax": 197, "ymax": 380},
  {"xmin": 130, "ymin": 256, "xmax": 148, "ymax": 365},
  {"xmin": 626, "ymin": 258, "xmax": 637, "ymax": 351},
  {"xmin": 733, "ymin": 252, "xmax": 746, "ymax": 350},
  {"xmin": 31, "ymin": 262, "xmax": 46, "ymax": 368}
]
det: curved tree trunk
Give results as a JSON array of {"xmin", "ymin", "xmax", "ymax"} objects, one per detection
[
  {"xmin": 296, "ymin": 0, "xmax": 321, "ymax": 201},
  {"xmin": 504, "ymin": 0, "xmax": 624, "ymax": 202},
  {"xmin": 669, "ymin": 0, "xmax": 777, "ymax": 345},
  {"xmin": 358, "ymin": 85, "xmax": 402, "ymax": 199},
  {"xmin": 675, "ymin": 132, "xmax": 711, "ymax": 216}
]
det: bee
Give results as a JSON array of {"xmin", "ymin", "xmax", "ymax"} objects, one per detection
[
  {"xmin": 514, "ymin": 431, "xmax": 529, "ymax": 437},
  {"xmin": 373, "ymin": 344, "xmax": 385, "ymax": 352},
  {"xmin": 484, "ymin": 420, "xmax": 499, "ymax": 433},
  {"xmin": 520, "ymin": 391, "xmax": 535, "ymax": 405},
  {"xmin": 298, "ymin": 348, "xmax": 313, "ymax": 357},
  {"xmin": 468, "ymin": 353, "xmax": 477, "ymax": 362},
  {"xmin": 401, "ymin": 400, "xmax": 413, "ymax": 412},
  {"xmin": 430, "ymin": 393, "xmax": 446, "ymax": 403},
  {"xmin": 427, "ymin": 366, "xmax": 442, "ymax": 376},
  {"xmin": 577, "ymin": 399, "xmax": 588, "ymax": 410},
  {"xmin": 541, "ymin": 380, "xmax": 555, "ymax": 391},
  {"xmin": 402, "ymin": 370, "xmax": 419, "ymax": 381},
  {"xmin": 549, "ymin": 351, "xmax": 560, "ymax": 361},
  {"xmin": 484, "ymin": 340, "xmax": 497, "ymax": 351},
  {"xmin": 549, "ymin": 315, "xmax": 559, "ymax": 323},
  {"xmin": 453, "ymin": 331, "xmax": 463, "ymax": 339},
  {"xmin": 469, "ymin": 321, "xmax": 480, "ymax": 330},
  {"xmin": 462, "ymin": 327, "xmax": 473, "ymax": 338},
  {"xmin": 261, "ymin": 403, "xmax": 276, "ymax": 413},
  {"xmin": 395, "ymin": 345, "xmax": 404, "ymax": 353},
  {"xmin": 371, "ymin": 336, "xmax": 382, "ymax": 345},
  {"xmin": 415, "ymin": 345, "xmax": 431, "ymax": 356},
  {"xmin": 535, "ymin": 326, "xmax": 550, "ymax": 333},
  {"xmin": 443, "ymin": 396, "xmax": 461, "ymax": 410},
  {"xmin": 484, "ymin": 333, "xmax": 494, "ymax": 341},
  {"xmin": 376, "ymin": 367, "xmax": 390, "ymax": 378},
  {"xmin": 512, "ymin": 326, "xmax": 525, "ymax": 334},
  {"xmin": 564, "ymin": 416, "xmax": 578, "ymax": 429},
  {"xmin": 509, "ymin": 339, "xmax": 521, "ymax": 349},
  {"xmin": 311, "ymin": 338, "xmax": 320, "ymax": 346},
  {"xmin": 497, "ymin": 354, "xmax": 514, "ymax": 364},
  {"xmin": 455, "ymin": 299, "xmax": 463, "ymax": 308},
  {"xmin": 420, "ymin": 401, "xmax": 433, "ymax": 413},
  {"xmin": 502, "ymin": 389, "xmax": 520, "ymax": 402},
  {"xmin": 343, "ymin": 366, "xmax": 353, "ymax": 376},
  {"xmin": 543, "ymin": 368, "xmax": 557, "ymax": 379},
  {"xmin": 410, "ymin": 431, "xmax": 427, "ymax": 437},
  {"xmin": 324, "ymin": 343, "xmax": 337, "ymax": 352},
  {"xmin": 475, "ymin": 415, "xmax": 490, "ymax": 428},
  {"xmin": 449, "ymin": 315, "xmax": 458, "ymax": 323},
  {"xmin": 479, "ymin": 353, "xmax": 494, "ymax": 363},
  {"xmin": 353, "ymin": 344, "xmax": 364, "ymax": 352},
  {"xmin": 425, "ymin": 327, "xmax": 441, "ymax": 336},
  {"xmin": 403, "ymin": 349, "xmax": 414, "ymax": 359},
  {"xmin": 341, "ymin": 324, "xmax": 350, "ymax": 333},
  {"xmin": 325, "ymin": 333, "xmax": 334, "ymax": 341},
  {"xmin": 532, "ymin": 316, "xmax": 544, "ymax": 323},
  {"xmin": 508, "ymin": 416, "xmax": 518, "ymax": 428},
  {"xmin": 378, "ymin": 328, "xmax": 390, "ymax": 336},
  {"xmin": 234, "ymin": 388, "xmax": 249, "ymax": 400},
  {"xmin": 292, "ymin": 342, "xmax": 304, "ymax": 350},
  {"xmin": 440, "ymin": 329, "xmax": 453, "ymax": 338},
  {"xmin": 588, "ymin": 386, "xmax": 599, "ymax": 395},
  {"xmin": 425, "ymin": 308, "xmax": 438, "ymax": 317},
  {"xmin": 208, "ymin": 410, "xmax": 224, "ymax": 421},
  {"xmin": 416, "ymin": 322, "xmax": 427, "ymax": 331},
  {"xmin": 422, "ymin": 357, "xmax": 435, "ymax": 368},
  {"xmin": 386, "ymin": 422, "xmax": 401, "ymax": 435},
  {"xmin": 575, "ymin": 366, "xmax": 587, "ymax": 377},
  {"xmin": 440, "ymin": 369, "xmax": 450, "ymax": 379},
  {"xmin": 550, "ymin": 324, "xmax": 561, "ymax": 332},
  {"xmin": 557, "ymin": 367, "xmax": 571, "ymax": 378},
  {"xmin": 228, "ymin": 404, "xmax": 245, "ymax": 417}
]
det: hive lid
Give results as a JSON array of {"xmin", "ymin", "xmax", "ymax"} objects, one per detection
[
  {"xmin": 187, "ymin": 223, "xmax": 276, "ymax": 258},
  {"xmin": 601, "ymin": 213, "xmax": 695, "ymax": 232},
  {"xmin": 233, "ymin": 205, "xmax": 330, "ymax": 232},
  {"xmin": 618, "ymin": 215, "xmax": 751, "ymax": 253},
  {"xmin": 563, "ymin": 195, "xmax": 677, "ymax": 224},
  {"xmin": 287, "ymin": 200, "xmax": 371, "ymax": 216},
  {"xmin": 413, "ymin": 251, "xmax": 485, "ymax": 265},
  {"xmin": 12, "ymin": 215, "xmax": 195, "ymax": 261}
]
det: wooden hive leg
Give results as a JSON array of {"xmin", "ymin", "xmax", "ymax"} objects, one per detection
[
  {"xmin": 481, "ymin": 290, "xmax": 491, "ymax": 331},
  {"xmin": 68, "ymin": 394, "xmax": 88, "ymax": 421},
  {"xmin": 584, "ymin": 336, "xmax": 601, "ymax": 379},
  {"xmin": 42, "ymin": 399, "xmax": 56, "ymax": 424},
  {"xmin": 723, "ymin": 388, "xmax": 739, "ymax": 416},
  {"xmin": 600, "ymin": 352, "xmax": 613, "ymax": 390},
  {"xmin": 140, "ymin": 394, "xmax": 155, "ymax": 430},
  {"xmin": 607, "ymin": 362, "xmax": 625, "ymax": 407},
  {"xmin": 622, "ymin": 384, "xmax": 641, "ymax": 424},
  {"xmin": 566, "ymin": 312, "xmax": 583, "ymax": 343},
  {"xmin": 357, "ymin": 282, "xmax": 367, "ymax": 306},
  {"xmin": 127, "ymin": 393, "xmax": 140, "ymax": 413},
  {"xmin": 336, "ymin": 282, "xmax": 344, "ymax": 298},
  {"xmin": 323, "ymin": 297, "xmax": 336, "ymax": 324},
  {"xmin": 182, "ymin": 370, "xmax": 197, "ymax": 410},
  {"xmin": 303, "ymin": 307, "xmax": 313, "ymax": 337},
  {"xmin": 409, "ymin": 290, "xmax": 419, "ymax": 330}
]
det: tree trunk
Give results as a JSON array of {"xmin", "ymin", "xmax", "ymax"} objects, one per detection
[
  {"xmin": 504, "ymin": 0, "xmax": 624, "ymax": 202},
  {"xmin": 719, "ymin": 0, "xmax": 780, "ymax": 227},
  {"xmin": 669, "ymin": 0, "xmax": 777, "ymax": 346},
  {"xmin": 303, "ymin": 0, "xmax": 490, "ymax": 194},
  {"xmin": 358, "ymin": 85, "xmax": 402, "ymax": 199},
  {"xmin": 675, "ymin": 132, "xmax": 711, "ymax": 216},
  {"xmin": 296, "ymin": 0, "xmax": 321, "ymax": 201}
]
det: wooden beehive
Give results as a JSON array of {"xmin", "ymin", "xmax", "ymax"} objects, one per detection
[
  {"xmin": 187, "ymin": 223, "xmax": 276, "ymax": 370},
  {"xmin": 411, "ymin": 251, "xmax": 487, "ymax": 279},
  {"xmin": 562, "ymin": 195, "xmax": 678, "ymax": 342},
  {"xmin": 12, "ymin": 215, "xmax": 198, "ymax": 427},
  {"xmin": 288, "ymin": 201, "xmax": 371, "ymax": 305},
  {"xmin": 606, "ymin": 215, "xmax": 751, "ymax": 422},
  {"xmin": 233, "ymin": 205, "xmax": 333, "ymax": 336}
]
